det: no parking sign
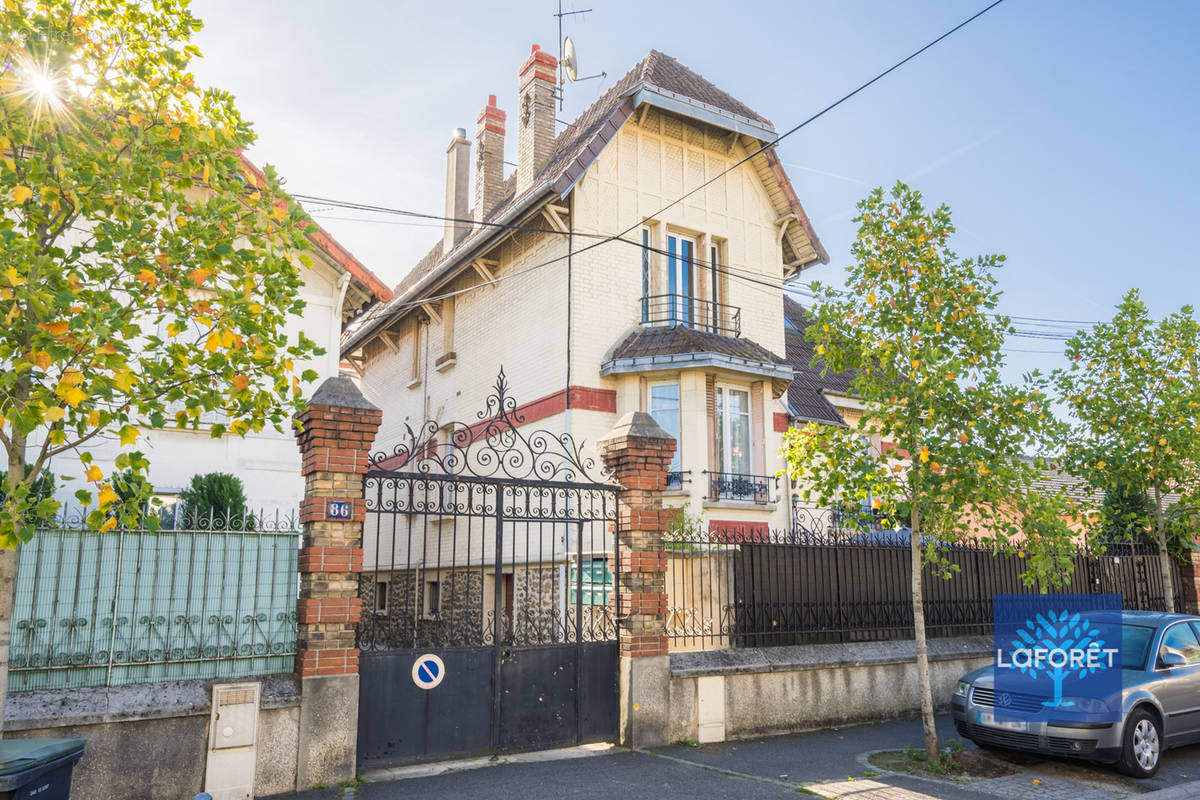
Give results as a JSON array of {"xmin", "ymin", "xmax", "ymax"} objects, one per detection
[{"xmin": 412, "ymin": 653, "xmax": 445, "ymax": 690}]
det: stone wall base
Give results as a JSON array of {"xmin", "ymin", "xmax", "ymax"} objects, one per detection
[
  {"xmin": 620, "ymin": 655, "xmax": 671, "ymax": 749},
  {"xmin": 666, "ymin": 638, "xmax": 992, "ymax": 744},
  {"xmin": 4, "ymin": 677, "xmax": 302, "ymax": 800},
  {"xmin": 296, "ymin": 673, "xmax": 359, "ymax": 788}
]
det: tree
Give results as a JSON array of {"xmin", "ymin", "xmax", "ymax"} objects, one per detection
[
  {"xmin": 0, "ymin": 0, "xmax": 320, "ymax": 722},
  {"xmin": 782, "ymin": 182, "xmax": 1074, "ymax": 759},
  {"xmin": 1099, "ymin": 478, "xmax": 1150, "ymax": 544},
  {"xmin": 0, "ymin": 470, "xmax": 56, "ymax": 525},
  {"xmin": 1052, "ymin": 290, "xmax": 1200, "ymax": 613},
  {"xmin": 178, "ymin": 471, "xmax": 253, "ymax": 529}
]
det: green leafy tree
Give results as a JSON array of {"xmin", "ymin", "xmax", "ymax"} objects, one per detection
[
  {"xmin": 1099, "ymin": 478, "xmax": 1150, "ymax": 544},
  {"xmin": 1, "ymin": 0, "xmax": 319, "ymax": 544},
  {"xmin": 1052, "ymin": 290, "xmax": 1200, "ymax": 609},
  {"xmin": 178, "ymin": 471, "xmax": 253, "ymax": 529},
  {"xmin": 0, "ymin": 0, "xmax": 321, "ymax": 719},
  {"xmin": 782, "ymin": 182, "xmax": 1074, "ymax": 759},
  {"xmin": 0, "ymin": 469, "xmax": 56, "ymax": 525}
]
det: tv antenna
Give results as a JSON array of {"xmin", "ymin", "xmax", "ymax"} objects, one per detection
[{"xmin": 555, "ymin": 1, "xmax": 606, "ymax": 109}]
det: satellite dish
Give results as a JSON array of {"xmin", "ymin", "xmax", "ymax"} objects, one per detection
[{"xmin": 562, "ymin": 36, "xmax": 578, "ymax": 82}]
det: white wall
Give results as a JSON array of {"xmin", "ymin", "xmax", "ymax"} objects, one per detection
[{"xmin": 61, "ymin": 253, "xmax": 344, "ymax": 516}]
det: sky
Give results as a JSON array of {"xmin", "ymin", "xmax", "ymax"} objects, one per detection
[{"xmin": 189, "ymin": 0, "xmax": 1200, "ymax": 383}]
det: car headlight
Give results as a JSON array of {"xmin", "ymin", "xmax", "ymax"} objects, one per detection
[
  {"xmin": 953, "ymin": 680, "xmax": 970, "ymax": 698},
  {"xmin": 1057, "ymin": 696, "xmax": 1109, "ymax": 713}
]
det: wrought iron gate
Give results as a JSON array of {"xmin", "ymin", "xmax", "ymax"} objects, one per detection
[{"xmin": 356, "ymin": 372, "xmax": 619, "ymax": 767}]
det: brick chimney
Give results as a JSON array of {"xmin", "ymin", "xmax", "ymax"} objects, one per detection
[
  {"xmin": 516, "ymin": 44, "xmax": 557, "ymax": 195},
  {"xmin": 443, "ymin": 127, "xmax": 470, "ymax": 256},
  {"xmin": 475, "ymin": 95, "xmax": 506, "ymax": 224}
]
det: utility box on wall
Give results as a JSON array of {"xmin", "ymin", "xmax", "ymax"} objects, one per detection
[{"xmin": 204, "ymin": 682, "xmax": 260, "ymax": 800}]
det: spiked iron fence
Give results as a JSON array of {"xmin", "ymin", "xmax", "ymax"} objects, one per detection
[
  {"xmin": 666, "ymin": 508, "xmax": 1184, "ymax": 651},
  {"xmin": 9, "ymin": 509, "xmax": 300, "ymax": 691}
]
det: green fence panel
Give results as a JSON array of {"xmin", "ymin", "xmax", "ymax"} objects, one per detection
[{"xmin": 9, "ymin": 527, "xmax": 299, "ymax": 691}]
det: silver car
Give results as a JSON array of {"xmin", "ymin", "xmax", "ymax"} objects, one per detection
[{"xmin": 952, "ymin": 611, "xmax": 1200, "ymax": 778}]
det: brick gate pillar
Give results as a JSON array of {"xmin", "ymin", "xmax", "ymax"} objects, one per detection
[
  {"xmin": 598, "ymin": 411, "xmax": 675, "ymax": 748},
  {"xmin": 292, "ymin": 376, "xmax": 381, "ymax": 788}
]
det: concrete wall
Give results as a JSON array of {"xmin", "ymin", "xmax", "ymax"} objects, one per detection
[
  {"xmin": 2, "ymin": 675, "xmax": 338, "ymax": 800},
  {"xmin": 666, "ymin": 637, "xmax": 991, "ymax": 744}
]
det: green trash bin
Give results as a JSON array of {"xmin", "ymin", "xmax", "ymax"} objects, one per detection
[{"xmin": 0, "ymin": 738, "xmax": 85, "ymax": 800}]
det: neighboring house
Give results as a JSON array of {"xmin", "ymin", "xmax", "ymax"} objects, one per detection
[
  {"xmin": 341, "ymin": 46, "xmax": 827, "ymax": 639},
  {"xmin": 75, "ymin": 156, "xmax": 392, "ymax": 517}
]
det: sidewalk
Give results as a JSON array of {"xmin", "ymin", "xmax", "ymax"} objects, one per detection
[{"xmin": 267, "ymin": 715, "xmax": 1200, "ymax": 800}]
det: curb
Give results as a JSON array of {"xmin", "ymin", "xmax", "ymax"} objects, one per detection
[{"xmin": 1136, "ymin": 781, "xmax": 1200, "ymax": 799}]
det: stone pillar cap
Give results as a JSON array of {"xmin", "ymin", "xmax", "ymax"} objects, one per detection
[
  {"xmin": 600, "ymin": 411, "xmax": 673, "ymax": 444},
  {"xmin": 308, "ymin": 376, "xmax": 379, "ymax": 412}
]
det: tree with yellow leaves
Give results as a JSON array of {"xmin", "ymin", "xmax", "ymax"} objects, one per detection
[
  {"xmin": 0, "ymin": 0, "xmax": 320, "ymax": 716},
  {"xmin": 782, "ymin": 182, "xmax": 1072, "ymax": 760},
  {"xmin": 1, "ymin": 0, "xmax": 320, "ymax": 539},
  {"xmin": 1052, "ymin": 289, "xmax": 1200, "ymax": 613}
]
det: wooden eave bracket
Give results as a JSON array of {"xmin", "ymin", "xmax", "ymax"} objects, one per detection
[
  {"xmin": 542, "ymin": 204, "xmax": 570, "ymax": 233},
  {"xmin": 471, "ymin": 258, "xmax": 498, "ymax": 283},
  {"xmin": 421, "ymin": 302, "xmax": 442, "ymax": 325}
]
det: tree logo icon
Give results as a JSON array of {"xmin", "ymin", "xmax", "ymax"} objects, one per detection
[{"xmin": 998, "ymin": 610, "xmax": 1117, "ymax": 708}]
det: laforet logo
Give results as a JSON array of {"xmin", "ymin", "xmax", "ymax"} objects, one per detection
[
  {"xmin": 993, "ymin": 594, "xmax": 1122, "ymax": 722},
  {"xmin": 996, "ymin": 610, "xmax": 1118, "ymax": 707}
]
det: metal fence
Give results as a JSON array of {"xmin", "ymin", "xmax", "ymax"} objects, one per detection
[
  {"xmin": 666, "ymin": 509, "xmax": 1185, "ymax": 651},
  {"xmin": 10, "ymin": 511, "xmax": 300, "ymax": 691}
]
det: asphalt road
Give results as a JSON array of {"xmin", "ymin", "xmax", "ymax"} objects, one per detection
[{"xmin": 270, "ymin": 715, "xmax": 1200, "ymax": 800}]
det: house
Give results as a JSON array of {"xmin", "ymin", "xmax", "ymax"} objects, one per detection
[
  {"xmin": 341, "ymin": 45, "xmax": 827, "ymax": 641},
  {"xmin": 75, "ymin": 156, "xmax": 392, "ymax": 517}
]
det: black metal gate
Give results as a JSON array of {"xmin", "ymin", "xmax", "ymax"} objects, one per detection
[{"xmin": 356, "ymin": 371, "xmax": 619, "ymax": 767}]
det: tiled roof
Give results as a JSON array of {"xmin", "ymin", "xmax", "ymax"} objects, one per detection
[
  {"xmin": 783, "ymin": 296, "xmax": 857, "ymax": 425},
  {"xmin": 238, "ymin": 155, "xmax": 392, "ymax": 306},
  {"xmin": 343, "ymin": 50, "xmax": 825, "ymax": 355},
  {"xmin": 608, "ymin": 324, "xmax": 786, "ymax": 365}
]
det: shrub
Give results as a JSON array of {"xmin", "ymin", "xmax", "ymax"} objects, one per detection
[{"xmin": 179, "ymin": 473, "xmax": 254, "ymax": 530}]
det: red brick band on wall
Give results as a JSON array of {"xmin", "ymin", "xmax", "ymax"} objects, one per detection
[
  {"xmin": 299, "ymin": 546, "xmax": 363, "ymax": 574},
  {"xmin": 296, "ymin": 598, "xmax": 363, "ymax": 625},
  {"xmin": 774, "ymin": 412, "xmax": 790, "ymax": 433},
  {"xmin": 297, "ymin": 649, "xmax": 360, "ymax": 678}
]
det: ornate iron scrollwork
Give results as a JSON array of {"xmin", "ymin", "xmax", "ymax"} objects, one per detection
[{"xmin": 368, "ymin": 368, "xmax": 605, "ymax": 484}]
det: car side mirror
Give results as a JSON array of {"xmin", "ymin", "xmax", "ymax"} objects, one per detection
[{"xmin": 1161, "ymin": 652, "xmax": 1187, "ymax": 668}]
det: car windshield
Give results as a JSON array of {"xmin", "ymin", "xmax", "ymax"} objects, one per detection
[{"xmin": 1121, "ymin": 624, "xmax": 1156, "ymax": 670}]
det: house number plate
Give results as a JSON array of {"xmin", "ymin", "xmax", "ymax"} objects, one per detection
[{"xmin": 326, "ymin": 500, "xmax": 352, "ymax": 520}]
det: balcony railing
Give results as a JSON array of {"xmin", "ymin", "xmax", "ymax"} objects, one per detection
[
  {"xmin": 702, "ymin": 470, "xmax": 779, "ymax": 504},
  {"xmin": 665, "ymin": 470, "xmax": 692, "ymax": 490},
  {"xmin": 640, "ymin": 294, "xmax": 741, "ymax": 337}
]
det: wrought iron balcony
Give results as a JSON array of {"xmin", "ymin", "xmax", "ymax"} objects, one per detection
[
  {"xmin": 702, "ymin": 470, "xmax": 778, "ymax": 504},
  {"xmin": 665, "ymin": 469, "xmax": 692, "ymax": 490},
  {"xmin": 640, "ymin": 294, "xmax": 741, "ymax": 337}
]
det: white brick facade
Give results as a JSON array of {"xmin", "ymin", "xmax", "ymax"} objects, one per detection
[{"xmin": 352, "ymin": 100, "xmax": 808, "ymax": 534}]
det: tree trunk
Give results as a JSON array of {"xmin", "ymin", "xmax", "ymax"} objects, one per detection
[
  {"xmin": 911, "ymin": 506, "xmax": 938, "ymax": 761},
  {"xmin": 0, "ymin": 547, "xmax": 14, "ymax": 738},
  {"xmin": 1153, "ymin": 484, "xmax": 1175, "ymax": 613},
  {"xmin": 0, "ymin": 442, "xmax": 26, "ymax": 739}
]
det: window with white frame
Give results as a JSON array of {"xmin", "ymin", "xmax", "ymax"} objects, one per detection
[
  {"xmin": 649, "ymin": 382, "xmax": 682, "ymax": 488},
  {"xmin": 714, "ymin": 385, "xmax": 759, "ymax": 501}
]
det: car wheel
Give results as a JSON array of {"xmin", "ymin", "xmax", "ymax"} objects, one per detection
[{"xmin": 1118, "ymin": 708, "xmax": 1162, "ymax": 778}]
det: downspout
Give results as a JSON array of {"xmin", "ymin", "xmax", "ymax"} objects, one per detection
[
  {"xmin": 561, "ymin": 191, "xmax": 575, "ymax": 639},
  {"xmin": 332, "ymin": 271, "xmax": 351, "ymax": 378}
]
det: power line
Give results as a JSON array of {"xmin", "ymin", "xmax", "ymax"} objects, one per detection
[{"xmin": 618, "ymin": 0, "xmax": 1008, "ymax": 240}]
